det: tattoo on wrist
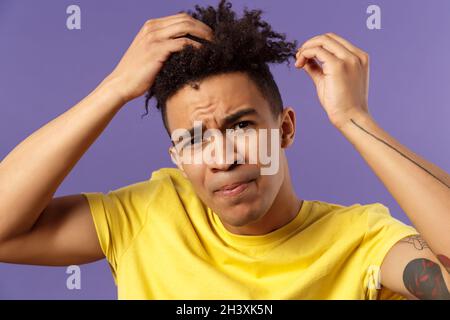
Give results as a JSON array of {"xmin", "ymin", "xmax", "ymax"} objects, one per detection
[{"xmin": 350, "ymin": 118, "xmax": 450, "ymax": 189}]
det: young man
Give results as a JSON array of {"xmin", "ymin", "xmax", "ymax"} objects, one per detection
[{"xmin": 0, "ymin": 0, "xmax": 449, "ymax": 299}]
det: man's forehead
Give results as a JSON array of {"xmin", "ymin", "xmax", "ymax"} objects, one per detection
[
  {"xmin": 165, "ymin": 72, "xmax": 270, "ymax": 131},
  {"xmin": 177, "ymin": 83, "xmax": 258, "ymax": 111}
]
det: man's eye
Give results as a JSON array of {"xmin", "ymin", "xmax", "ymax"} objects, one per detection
[
  {"xmin": 190, "ymin": 136, "xmax": 203, "ymax": 145},
  {"xmin": 234, "ymin": 121, "xmax": 252, "ymax": 130}
]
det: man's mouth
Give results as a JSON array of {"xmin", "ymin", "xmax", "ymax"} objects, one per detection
[{"xmin": 214, "ymin": 179, "xmax": 255, "ymax": 197}]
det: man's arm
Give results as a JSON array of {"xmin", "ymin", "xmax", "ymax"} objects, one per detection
[
  {"xmin": 0, "ymin": 77, "xmax": 124, "ymax": 264},
  {"xmin": 0, "ymin": 194, "xmax": 103, "ymax": 265},
  {"xmin": 0, "ymin": 13, "xmax": 213, "ymax": 265},
  {"xmin": 334, "ymin": 108, "xmax": 450, "ymax": 263},
  {"xmin": 381, "ymin": 235, "xmax": 450, "ymax": 299},
  {"xmin": 295, "ymin": 33, "xmax": 450, "ymax": 298}
]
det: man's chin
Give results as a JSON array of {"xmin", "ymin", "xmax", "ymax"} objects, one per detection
[{"xmin": 218, "ymin": 208, "xmax": 262, "ymax": 228}]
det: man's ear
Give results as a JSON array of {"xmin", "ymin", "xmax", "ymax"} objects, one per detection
[
  {"xmin": 279, "ymin": 107, "xmax": 296, "ymax": 148},
  {"xmin": 169, "ymin": 147, "xmax": 188, "ymax": 178}
]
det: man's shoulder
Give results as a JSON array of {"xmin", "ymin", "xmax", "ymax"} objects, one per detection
[
  {"xmin": 309, "ymin": 199, "xmax": 389, "ymax": 214},
  {"xmin": 305, "ymin": 199, "xmax": 391, "ymax": 228},
  {"xmin": 149, "ymin": 167, "xmax": 186, "ymax": 181},
  {"xmin": 149, "ymin": 167, "xmax": 194, "ymax": 191},
  {"xmin": 104, "ymin": 167, "xmax": 193, "ymax": 200}
]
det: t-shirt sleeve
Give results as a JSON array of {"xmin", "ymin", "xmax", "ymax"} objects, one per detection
[
  {"xmin": 81, "ymin": 181, "xmax": 151, "ymax": 282},
  {"xmin": 359, "ymin": 203, "xmax": 419, "ymax": 300}
]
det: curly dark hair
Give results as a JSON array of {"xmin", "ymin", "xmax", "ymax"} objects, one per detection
[{"xmin": 143, "ymin": 0, "xmax": 298, "ymax": 133}]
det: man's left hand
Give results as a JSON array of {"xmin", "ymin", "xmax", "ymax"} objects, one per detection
[{"xmin": 295, "ymin": 33, "xmax": 371, "ymax": 129}]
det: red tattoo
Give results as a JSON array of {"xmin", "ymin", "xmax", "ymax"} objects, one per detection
[
  {"xmin": 437, "ymin": 254, "xmax": 450, "ymax": 274},
  {"xmin": 403, "ymin": 258, "xmax": 450, "ymax": 300}
]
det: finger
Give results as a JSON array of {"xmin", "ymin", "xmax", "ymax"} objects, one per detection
[
  {"xmin": 155, "ymin": 38, "xmax": 202, "ymax": 63},
  {"xmin": 134, "ymin": 13, "xmax": 190, "ymax": 42},
  {"xmin": 324, "ymin": 33, "xmax": 368, "ymax": 63},
  {"xmin": 164, "ymin": 37, "xmax": 203, "ymax": 53},
  {"xmin": 149, "ymin": 19, "xmax": 213, "ymax": 43},
  {"xmin": 142, "ymin": 14, "xmax": 213, "ymax": 41},
  {"xmin": 303, "ymin": 59, "xmax": 323, "ymax": 84},
  {"xmin": 142, "ymin": 13, "xmax": 190, "ymax": 32},
  {"xmin": 154, "ymin": 19, "xmax": 213, "ymax": 41},
  {"xmin": 297, "ymin": 34, "xmax": 354, "ymax": 61},
  {"xmin": 296, "ymin": 46, "xmax": 341, "ymax": 74}
]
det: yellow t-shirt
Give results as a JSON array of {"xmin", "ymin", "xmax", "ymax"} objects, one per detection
[{"xmin": 82, "ymin": 167, "xmax": 418, "ymax": 300}]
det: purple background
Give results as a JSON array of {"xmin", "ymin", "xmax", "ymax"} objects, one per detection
[{"xmin": 0, "ymin": 0, "xmax": 449, "ymax": 299}]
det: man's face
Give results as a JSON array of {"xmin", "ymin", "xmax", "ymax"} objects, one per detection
[{"xmin": 165, "ymin": 71, "xmax": 294, "ymax": 229}]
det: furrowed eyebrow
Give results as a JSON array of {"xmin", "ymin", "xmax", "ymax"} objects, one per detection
[
  {"xmin": 184, "ymin": 108, "xmax": 258, "ymax": 135},
  {"xmin": 222, "ymin": 108, "xmax": 258, "ymax": 127},
  {"xmin": 172, "ymin": 107, "xmax": 258, "ymax": 147}
]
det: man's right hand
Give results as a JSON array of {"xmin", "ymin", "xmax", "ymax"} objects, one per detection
[{"xmin": 105, "ymin": 13, "xmax": 213, "ymax": 104}]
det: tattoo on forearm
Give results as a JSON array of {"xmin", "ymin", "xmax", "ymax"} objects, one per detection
[
  {"xmin": 350, "ymin": 119, "xmax": 450, "ymax": 189},
  {"xmin": 399, "ymin": 235, "xmax": 430, "ymax": 250},
  {"xmin": 403, "ymin": 258, "xmax": 450, "ymax": 300},
  {"xmin": 437, "ymin": 255, "xmax": 450, "ymax": 274}
]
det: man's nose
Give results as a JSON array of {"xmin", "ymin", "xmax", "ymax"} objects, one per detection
[
  {"xmin": 210, "ymin": 158, "xmax": 240, "ymax": 172},
  {"xmin": 206, "ymin": 134, "xmax": 243, "ymax": 172}
]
